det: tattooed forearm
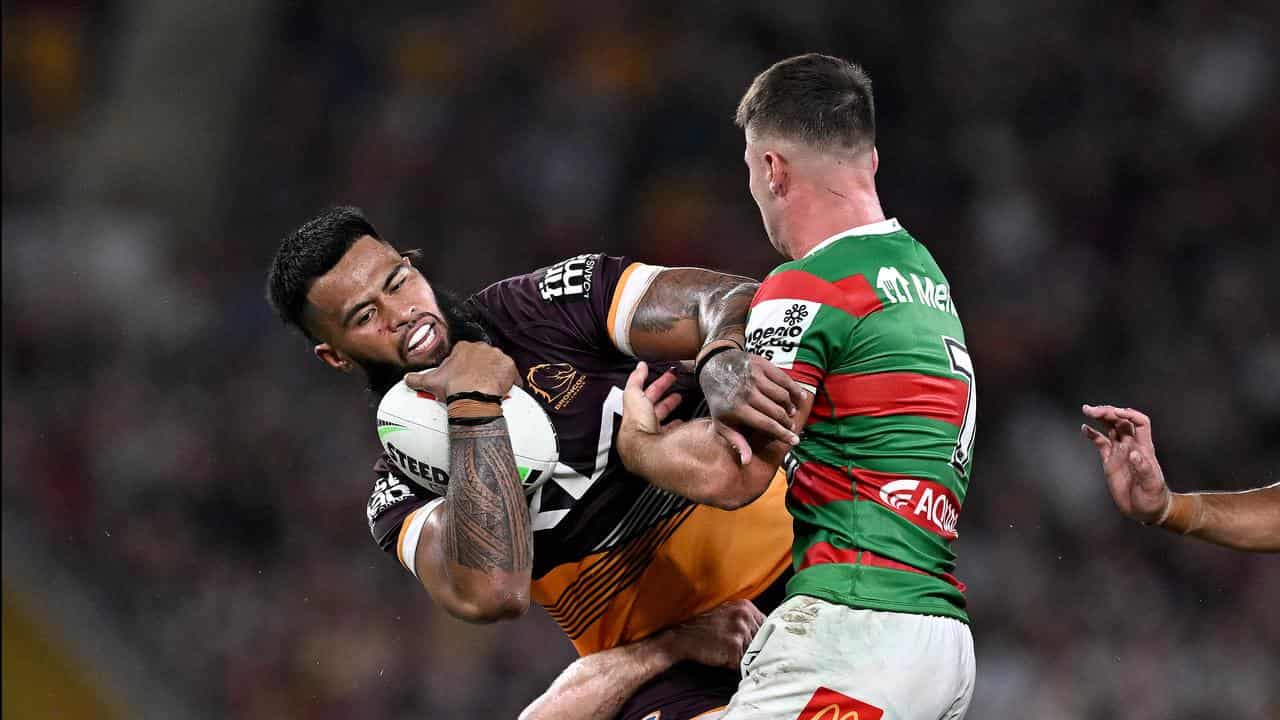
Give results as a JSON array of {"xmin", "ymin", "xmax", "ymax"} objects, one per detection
[
  {"xmin": 703, "ymin": 282, "xmax": 755, "ymax": 348},
  {"xmin": 443, "ymin": 418, "xmax": 533, "ymax": 573},
  {"xmin": 628, "ymin": 268, "xmax": 758, "ymax": 358}
]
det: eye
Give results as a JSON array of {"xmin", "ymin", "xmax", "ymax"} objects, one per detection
[
  {"xmin": 390, "ymin": 276, "xmax": 406, "ymax": 293},
  {"xmin": 356, "ymin": 309, "xmax": 374, "ymax": 326}
]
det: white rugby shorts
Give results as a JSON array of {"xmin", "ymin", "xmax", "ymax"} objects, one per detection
[{"xmin": 719, "ymin": 595, "xmax": 975, "ymax": 720}]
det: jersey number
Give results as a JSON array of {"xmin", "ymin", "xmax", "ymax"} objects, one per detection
[{"xmin": 942, "ymin": 337, "xmax": 977, "ymax": 474}]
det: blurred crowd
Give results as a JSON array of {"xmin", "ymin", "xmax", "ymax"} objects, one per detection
[{"xmin": 3, "ymin": 1, "xmax": 1277, "ymax": 718}]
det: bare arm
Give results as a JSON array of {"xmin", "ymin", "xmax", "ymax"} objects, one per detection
[
  {"xmin": 626, "ymin": 268, "xmax": 805, "ymax": 455},
  {"xmin": 1081, "ymin": 404, "xmax": 1280, "ymax": 552},
  {"xmin": 519, "ymin": 600, "xmax": 763, "ymax": 720},
  {"xmin": 1160, "ymin": 485, "xmax": 1280, "ymax": 552},
  {"xmin": 403, "ymin": 342, "xmax": 534, "ymax": 622},
  {"xmin": 618, "ymin": 362, "xmax": 813, "ymax": 510},
  {"xmin": 628, "ymin": 267, "xmax": 756, "ymax": 361}
]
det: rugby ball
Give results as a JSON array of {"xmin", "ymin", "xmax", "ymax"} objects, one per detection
[{"xmin": 376, "ymin": 379, "xmax": 558, "ymax": 496}]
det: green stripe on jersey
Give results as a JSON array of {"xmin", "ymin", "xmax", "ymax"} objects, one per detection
[{"xmin": 753, "ymin": 224, "xmax": 975, "ymax": 621}]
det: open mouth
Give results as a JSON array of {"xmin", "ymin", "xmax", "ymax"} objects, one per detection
[{"xmin": 404, "ymin": 317, "xmax": 440, "ymax": 360}]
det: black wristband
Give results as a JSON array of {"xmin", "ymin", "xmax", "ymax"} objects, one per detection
[
  {"xmin": 695, "ymin": 344, "xmax": 741, "ymax": 380},
  {"xmin": 446, "ymin": 391, "xmax": 504, "ymax": 405},
  {"xmin": 447, "ymin": 415, "xmax": 503, "ymax": 427}
]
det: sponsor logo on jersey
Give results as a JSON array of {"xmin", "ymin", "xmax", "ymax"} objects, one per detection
[
  {"xmin": 538, "ymin": 254, "xmax": 596, "ymax": 302},
  {"xmin": 526, "ymin": 362, "xmax": 587, "ymax": 411},
  {"xmin": 367, "ymin": 473, "xmax": 416, "ymax": 522},
  {"xmin": 384, "ymin": 441, "xmax": 450, "ymax": 495},
  {"xmin": 797, "ymin": 687, "xmax": 884, "ymax": 720},
  {"xmin": 875, "ymin": 478, "xmax": 959, "ymax": 539},
  {"xmin": 875, "ymin": 265, "xmax": 958, "ymax": 317},
  {"xmin": 745, "ymin": 298, "xmax": 820, "ymax": 365}
]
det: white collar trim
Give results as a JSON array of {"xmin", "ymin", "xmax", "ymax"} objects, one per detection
[{"xmin": 803, "ymin": 218, "xmax": 902, "ymax": 258}]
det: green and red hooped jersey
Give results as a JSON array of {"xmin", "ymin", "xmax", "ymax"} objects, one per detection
[{"xmin": 745, "ymin": 219, "xmax": 975, "ymax": 622}]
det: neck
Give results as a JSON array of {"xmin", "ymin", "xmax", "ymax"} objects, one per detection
[{"xmin": 782, "ymin": 183, "xmax": 885, "ymax": 259}]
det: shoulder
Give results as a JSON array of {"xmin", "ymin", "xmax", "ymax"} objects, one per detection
[{"xmin": 753, "ymin": 253, "xmax": 883, "ymax": 323}]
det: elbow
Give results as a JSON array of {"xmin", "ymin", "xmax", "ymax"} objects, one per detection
[
  {"xmin": 448, "ymin": 591, "xmax": 531, "ymax": 624},
  {"xmin": 699, "ymin": 470, "xmax": 769, "ymax": 511},
  {"xmin": 704, "ymin": 486, "xmax": 764, "ymax": 511},
  {"xmin": 440, "ymin": 574, "xmax": 532, "ymax": 624}
]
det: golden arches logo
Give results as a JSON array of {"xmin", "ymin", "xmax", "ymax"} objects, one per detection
[{"xmin": 811, "ymin": 705, "xmax": 859, "ymax": 720}]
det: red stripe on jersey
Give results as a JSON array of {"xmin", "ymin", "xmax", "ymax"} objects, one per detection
[
  {"xmin": 851, "ymin": 467, "xmax": 961, "ymax": 540},
  {"xmin": 798, "ymin": 542, "xmax": 965, "ymax": 591},
  {"xmin": 810, "ymin": 371, "xmax": 968, "ymax": 425},
  {"xmin": 787, "ymin": 462, "xmax": 854, "ymax": 507},
  {"xmin": 784, "ymin": 360, "xmax": 825, "ymax": 388},
  {"xmin": 750, "ymin": 270, "xmax": 883, "ymax": 318}
]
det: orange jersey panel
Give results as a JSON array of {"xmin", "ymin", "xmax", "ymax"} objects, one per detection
[{"xmin": 532, "ymin": 471, "xmax": 793, "ymax": 656}]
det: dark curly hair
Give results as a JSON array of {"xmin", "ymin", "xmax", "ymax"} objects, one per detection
[{"xmin": 266, "ymin": 206, "xmax": 382, "ymax": 342}]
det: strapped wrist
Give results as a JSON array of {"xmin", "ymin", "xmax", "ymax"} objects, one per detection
[
  {"xmin": 448, "ymin": 398, "xmax": 503, "ymax": 419},
  {"xmin": 446, "ymin": 390, "xmax": 504, "ymax": 405},
  {"xmin": 695, "ymin": 339, "xmax": 744, "ymax": 380},
  {"xmin": 1156, "ymin": 493, "xmax": 1199, "ymax": 535}
]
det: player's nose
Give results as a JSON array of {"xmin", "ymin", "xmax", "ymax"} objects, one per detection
[{"xmin": 389, "ymin": 302, "xmax": 418, "ymax": 329}]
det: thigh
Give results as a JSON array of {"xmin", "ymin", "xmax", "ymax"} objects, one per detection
[{"xmin": 616, "ymin": 660, "xmax": 739, "ymax": 720}]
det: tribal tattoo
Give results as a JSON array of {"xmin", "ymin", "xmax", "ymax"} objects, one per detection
[{"xmin": 442, "ymin": 418, "xmax": 533, "ymax": 573}]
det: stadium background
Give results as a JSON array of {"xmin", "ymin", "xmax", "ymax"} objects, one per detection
[{"xmin": 2, "ymin": 1, "xmax": 1277, "ymax": 718}]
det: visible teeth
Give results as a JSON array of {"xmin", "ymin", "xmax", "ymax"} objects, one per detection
[{"xmin": 409, "ymin": 325, "xmax": 429, "ymax": 350}]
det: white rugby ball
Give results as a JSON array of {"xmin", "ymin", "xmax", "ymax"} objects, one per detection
[{"xmin": 376, "ymin": 379, "xmax": 558, "ymax": 496}]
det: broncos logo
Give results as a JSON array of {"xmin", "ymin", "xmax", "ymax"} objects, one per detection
[{"xmin": 526, "ymin": 362, "xmax": 587, "ymax": 411}]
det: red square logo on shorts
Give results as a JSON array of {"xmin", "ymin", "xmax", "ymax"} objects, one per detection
[{"xmin": 795, "ymin": 687, "xmax": 884, "ymax": 720}]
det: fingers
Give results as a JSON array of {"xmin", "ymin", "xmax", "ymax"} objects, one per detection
[
  {"xmin": 1082, "ymin": 404, "xmax": 1121, "ymax": 420},
  {"xmin": 1114, "ymin": 407, "xmax": 1151, "ymax": 427},
  {"xmin": 715, "ymin": 421, "xmax": 752, "ymax": 465},
  {"xmin": 625, "ymin": 361, "xmax": 649, "ymax": 394},
  {"xmin": 404, "ymin": 369, "xmax": 443, "ymax": 396},
  {"xmin": 643, "ymin": 368, "xmax": 679, "ymax": 403},
  {"xmin": 734, "ymin": 406, "xmax": 801, "ymax": 447},
  {"xmin": 1115, "ymin": 418, "xmax": 1138, "ymax": 440},
  {"xmin": 1114, "ymin": 407, "xmax": 1154, "ymax": 446},
  {"xmin": 1083, "ymin": 405, "xmax": 1153, "ymax": 439},
  {"xmin": 760, "ymin": 361, "xmax": 805, "ymax": 414},
  {"xmin": 749, "ymin": 387, "xmax": 796, "ymax": 433},
  {"xmin": 653, "ymin": 392, "xmax": 684, "ymax": 423},
  {"xmin": 753, "ymin": 362, "xmax": 797, "ymax": 415},
  {"xmin": 622, "ymin": 362, "xmax": 660, "ymax": 434},
  {"xmin": 1080, "ymin": 423, "xmax": 1112, "ymax": 456}
]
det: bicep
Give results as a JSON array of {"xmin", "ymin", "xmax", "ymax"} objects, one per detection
[{"xmin": 624, "ymin": 267, "xmax": 756, "ymax": 360}]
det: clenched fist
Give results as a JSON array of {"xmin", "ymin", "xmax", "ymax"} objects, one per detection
[
  {"xmin": 405, "ymin": 341, "xmax": 518, "ymax": 399},
  {"xmin": 657, "ymin": 599, "xmax": 765, "ymax": 670}
]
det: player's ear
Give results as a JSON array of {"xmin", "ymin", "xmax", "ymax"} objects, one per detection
[
  {"xmin": 764, "ymin": 151, "xmax": 788, "ymax": 198},
  {"xmin": 871, "ymin": 147, "xmax": 879, "ymax": 175},
  {"xmin": 315, "ymin": 343, "xmax": 354, "ymax": 373}
]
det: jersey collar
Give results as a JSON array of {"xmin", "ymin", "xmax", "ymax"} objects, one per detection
[{"xmin": 803, "ymin": 218, "xmax": 902, "ymax": 259}]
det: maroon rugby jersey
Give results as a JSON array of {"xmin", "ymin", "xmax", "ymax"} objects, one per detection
[{"xmin": 367, "ymin": 254, "xmax": 793, "ymax": 655}]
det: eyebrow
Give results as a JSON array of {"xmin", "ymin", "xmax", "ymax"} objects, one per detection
[{"xmin": 342, "ymin": 263, "xmax": 405, "ymax": 327}]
